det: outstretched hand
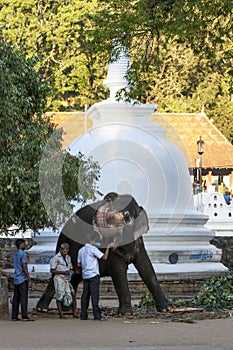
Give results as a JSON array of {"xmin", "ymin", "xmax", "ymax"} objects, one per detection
[{"xmin": 107, "ymin": 242, "xmax": 115, "ymax": 249}]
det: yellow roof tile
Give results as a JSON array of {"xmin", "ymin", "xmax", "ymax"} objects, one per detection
[{"xmin": 45, "ymin": 111, "xmax": 233, "ymax": 169}]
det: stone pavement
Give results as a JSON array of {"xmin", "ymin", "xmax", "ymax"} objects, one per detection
[
  {"xmin": 1, "ymin": 345, "xmax": 232, "ymax": 350},
  {"xmin": 1, "ymin": 296, "xmax": 233, "ymax": 350},
  {"xmin": 0, "ymin": 314, "xmax": 232, "ymax": 350}
]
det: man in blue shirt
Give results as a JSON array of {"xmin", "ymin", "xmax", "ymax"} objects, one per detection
[
  {"xmin": 224, "ymin": 191, "xmax": 231, "ymax": 205},
  {"xmin": 12, "ymin": 238, "xmax": 34, "ymax": 321},
  {"xmin": 77, "ymin": 232, "xmax": 114, "ymax": 321}
]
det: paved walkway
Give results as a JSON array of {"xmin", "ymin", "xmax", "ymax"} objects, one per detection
[
  {"xmin": 1, "ymin": 297, "xmax": 232, "ymax": 350},
  {"xmin": 0, "ymin": 315, "xmax": 232, "ymax": 350}
]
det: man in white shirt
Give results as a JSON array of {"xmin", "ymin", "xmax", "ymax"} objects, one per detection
[{"xmin": 77, "ymin": 232, "xmax": 114, "ymax": 320}]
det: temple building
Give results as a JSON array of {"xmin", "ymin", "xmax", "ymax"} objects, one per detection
[{"xmin": 38, "ymin": 46, "xmax": 231, "ymax": 279}]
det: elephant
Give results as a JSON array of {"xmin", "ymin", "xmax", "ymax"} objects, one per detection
[{"xmin": 36, "ymin": 192, "xmax": 173, "ymax": 315}]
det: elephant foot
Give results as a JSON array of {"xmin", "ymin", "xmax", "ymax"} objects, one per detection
[
  {"xmin": 36, "ymin": 298, "xmax": 51, "ymax": 312},
  {"xmin": 36, "ymin": 307, "xmax": 49, "ymax": 313},
  {"xmin": 117, "ymin": 306, "xmax": 134, "ymax": 316},
  {"xmin": 36, "ymin": 278, "xmax": 55, "ymax": 312},
  {"xmin": 156, "ymin": 303, "xmax": 174, "ymax": 313}
]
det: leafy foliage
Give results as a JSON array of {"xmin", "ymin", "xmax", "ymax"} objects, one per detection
[
  {"xmin": 0, "ymin": 0, "xmax": 110, "ymax": 110},
  {"xmin": 138, "ymin": 290, "xmax": 156, "ymax": 308},
  {"xmin": 39, "ymin": 135, "xmax": 101, "ymax": 229},
  {"xmin": 0, "ymin": 39, "xmax": 100, "ymax": 234},
  {"xmin": 138, "ymin": 273, "xmax": 233, "ymax": 311},
  {"xmin": 0, "ymin": 1, "xmax": 232, "ymax": 143},
  {"xmin": 90, "ymin": 1, "xmax": 233, "ymax": 143},
  {"xmin": 187, "ymin": 274, "xmax": 233, "ymax": 310}
]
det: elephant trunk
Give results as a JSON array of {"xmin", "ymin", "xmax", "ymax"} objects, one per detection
[{"xmin": 93, "ymin": 202, "xmax": 130, "ymax": 244}]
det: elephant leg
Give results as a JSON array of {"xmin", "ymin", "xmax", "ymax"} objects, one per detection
[
  {"xmin": 106, "ymin": 255, "xmax": 133, "ymax": 315},
  {"xmin": 36, "ymin": 277, "xmax": 55, "ymax": 312},
  {"xmin": 133, "ymin": 243, "xmax": 173, "ymax": 312},
  {"xmin": 70, "ymin": 272, "xmax": 83, "ymax": 292},
  {"xmin": 36, "ymin": 272, "xmax": 82, "ymax": 312}
]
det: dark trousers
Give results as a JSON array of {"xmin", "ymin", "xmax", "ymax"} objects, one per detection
[
  {"xmin": 12, "ymin": 280, "xmax": 28, "ymax": 320},
  {"xmin": 81, "ymin": 275, "xmax": 101, "ymax": 320}
]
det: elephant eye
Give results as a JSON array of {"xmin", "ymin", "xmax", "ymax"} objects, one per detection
[{"xmin": 123, "ymin": 211, "xmax": 131, "ymax": 224}]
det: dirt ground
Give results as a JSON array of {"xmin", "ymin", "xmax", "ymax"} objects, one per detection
[{"xmin": 0, "ymin": 298, "xmax": 233, "ymax": 349}]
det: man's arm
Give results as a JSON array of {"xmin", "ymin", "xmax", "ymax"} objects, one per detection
[
  {"xmin": 76, "ymin": 262, "xmax": 82, "ymax": 275},
  {"xmin": 101, "ymin": 242, "xmax": 115, "ymax": 261},
  {"xmin": 22, "ymin": 262, "xmax": 32, "ymax": 287},
  {"xmin": 50, "ymin": 268, "xmax": 69, "ymax": 276},
  {"xmin": 50, "ymin": 256, "xmax": 69, "ymax": 275}
]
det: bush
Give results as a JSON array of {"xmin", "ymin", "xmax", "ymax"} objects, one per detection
[
  {"xmin": 187, "ymin": 273, "xmax": 233, "ymax": 310},
  {"xmin": 138, "ymin": 273, "xmax": 233, "ymax": 311}
]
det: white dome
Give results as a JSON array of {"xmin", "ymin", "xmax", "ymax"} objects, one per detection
[
  {"xmin": 68, "ymin": 119, "xmax": 194, "ymax": 220},
  {"xmin": 67, "ymin": 46, "xmax": 227, "ymax": 278}
]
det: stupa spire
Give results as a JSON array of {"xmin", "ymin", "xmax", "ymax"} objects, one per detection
[{"xmin": 103, "ymin": 46, "xmax": 130, "ymax": 100}]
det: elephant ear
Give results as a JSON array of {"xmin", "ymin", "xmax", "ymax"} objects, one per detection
[
  {"xmin": 119, "ymin": 195, "xmax": 149, "ymax": 240},
  {"xmin": 61, "ymin": 200, "xmax": 102, "ymax": 245},
  {"xmin": 133, "ymin": 206, "xmax": 149, "ymax": 240}
]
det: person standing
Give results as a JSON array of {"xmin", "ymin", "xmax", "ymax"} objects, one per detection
[
  {"xmin": 50, "ymin": 242, "xmax": 77, "ymax": 319},
  {"xmin": 12, "ymin": 238, "xmax": 34, "ymax": 321},
  {"xmin": 224, "ymin": 191, "xmax": 231, "ymax": 205},
  {"xmin": 77, "ymin": 232, "xmax": 114, "ymax": 321}
]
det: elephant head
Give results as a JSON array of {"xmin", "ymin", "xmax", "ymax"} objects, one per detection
[
  {"xmin": 93, "ymin": 192, "xmax": 149, "ymax": 247},
  {"xmin": 62, "ymin": 192, "xmax": 149, "ymax": 248}
]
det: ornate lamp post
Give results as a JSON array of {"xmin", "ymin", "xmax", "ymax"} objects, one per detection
[{"xmin": 197, "ymin": 136, "xmax": 204, "ymax": 192}]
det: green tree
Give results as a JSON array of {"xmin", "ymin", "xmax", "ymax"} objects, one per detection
[
  {"xmin": 1, "ymin": 0, "xmax": 232, "ymax": 143},
  {"xmin": 0, "ymin": 39, "xmax": 100, "ymax": 234},
  {"xmin": 90, "ymin": 0, "xmax": 233, "ymax": 143},
  {"xmin": 0, "ymin": 0, "xmax": 110, "ymax": 110}
]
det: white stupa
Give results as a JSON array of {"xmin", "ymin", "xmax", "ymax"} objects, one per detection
[{"xmin": 68, "ymin": 46, "xmax": 227, "ymax": 280}]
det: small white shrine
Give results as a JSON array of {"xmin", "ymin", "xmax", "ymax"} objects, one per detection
[{"xmin": 194, "ymin": 191, "xmax": 233, "ymax": 237}]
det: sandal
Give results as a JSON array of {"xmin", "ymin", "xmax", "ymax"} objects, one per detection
[
  {"xmin": 22, "ymin": 317, "xmax": 35, "ymax": 321},
  {"xmin": 59, "ymin": 315, "xmax": 67, "ymax": 319}
]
